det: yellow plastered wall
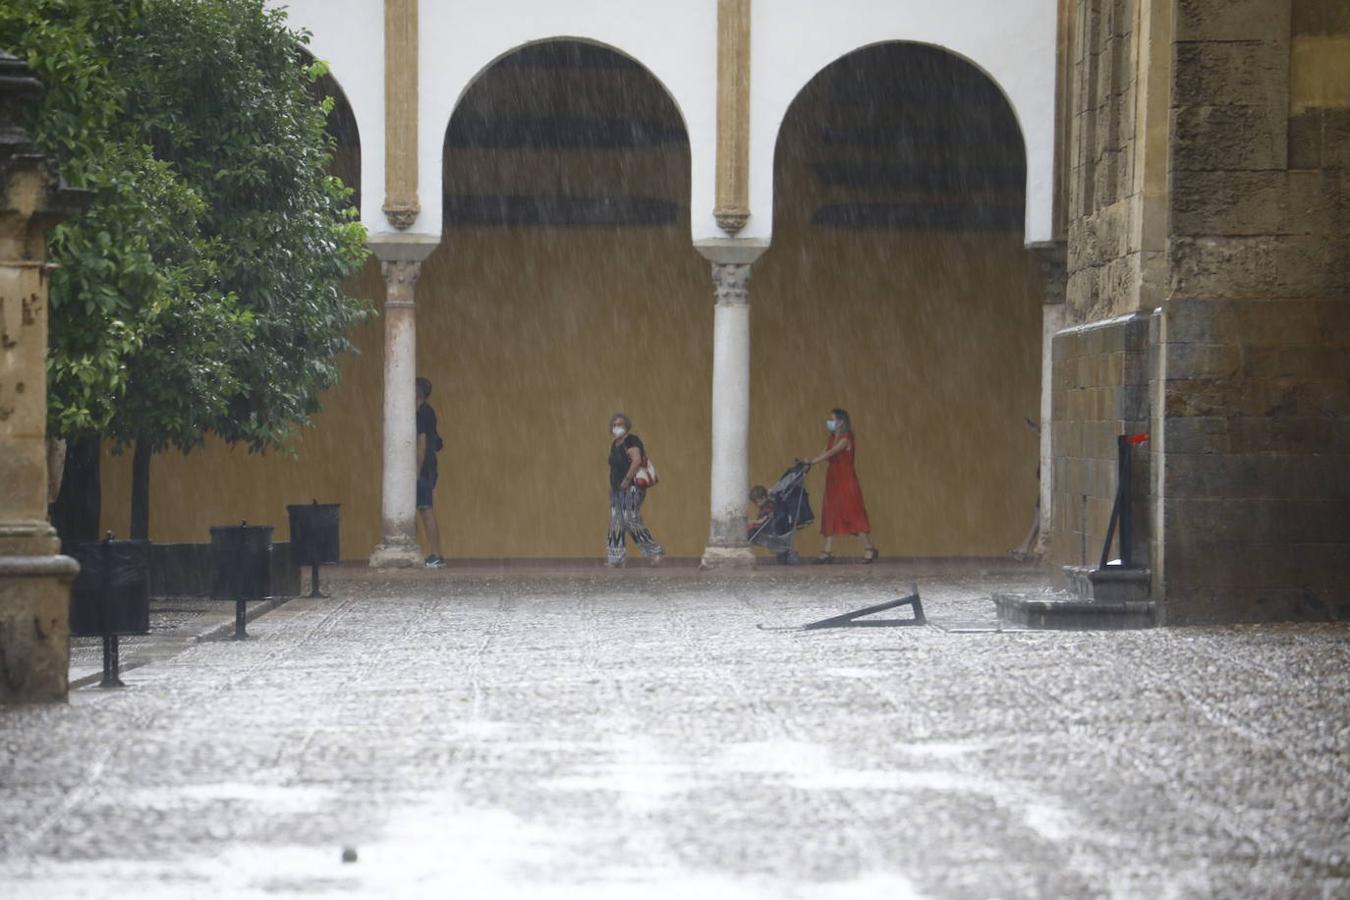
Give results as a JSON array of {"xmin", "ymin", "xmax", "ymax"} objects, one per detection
[
  {"xmin": 100, "ymin": 224, "xmax": 1041, "ymax": 561},
  {"xmin": 751, "ymin": 229, "xmax": 1043, "ymax": 560}
]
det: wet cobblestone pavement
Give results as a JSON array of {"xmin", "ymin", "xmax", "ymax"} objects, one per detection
[
  {"xmin": 68, "ymin": 597, "xmax": 292, "ymax": 687},
  {"xmin": 2, "ymin": 564, "xmax": 1347, "ymax": 898}
]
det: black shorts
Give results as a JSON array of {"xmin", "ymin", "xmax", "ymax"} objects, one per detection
[{"xmin": 417, "ymin": 471, "xmax": 437, "ymax": 509}]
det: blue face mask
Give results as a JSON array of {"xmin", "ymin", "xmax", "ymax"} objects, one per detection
[{"xmin": 826, "ymin": 419, "xmax": 838, "ymax": 433}]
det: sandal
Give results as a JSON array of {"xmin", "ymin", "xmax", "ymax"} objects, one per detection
[
  {"xmin": 862, "ymin": 548, "xmax": 879, "ymax": 565},
  {"xmin": 812, "ymin": 552, "xmax": 833, "ymax": 565}
]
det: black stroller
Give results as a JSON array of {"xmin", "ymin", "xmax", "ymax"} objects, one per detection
[{"xmin": 748, "ymin": 462, "xmax": 815, "ymax": 564}]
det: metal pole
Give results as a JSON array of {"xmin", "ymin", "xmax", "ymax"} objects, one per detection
[
  {"xmin": 99, "ymin": 634, "xmax": 124, "ymax": 688},
  {"xmin": 233, "ymin": 524, "xmax": 248, "ymax": 640},
  {"xmin": 98, "ymin": 536, "xmax": 124, "ymax": 688},
  {"xmin": 1118, "ymin": 434, "xmax": 1132, "ymax": 568},
  {"xmin": 1080, "ymin": 493, "xmax": 1088, "ymax": 567}
]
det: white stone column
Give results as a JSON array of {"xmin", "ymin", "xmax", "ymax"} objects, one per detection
[
  {"xmin": 369, "ymin": 236, "xmax": 439, "ymax": 567},
  {"xmin": 1039, "ymin": 302, "xmax": 1067, "ymax": 552},
  {"xmin": 1030, "ymin": 240, "xmax": 1067, "ymax": 557},
  {"xmin": 696, "ymin": 239, "xmax": 768, "ymax": 568}
]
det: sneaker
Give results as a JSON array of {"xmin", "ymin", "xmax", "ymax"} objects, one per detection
[{"xmin": 424, "ymin": 555, "xmax": 447, "ymax": 569}]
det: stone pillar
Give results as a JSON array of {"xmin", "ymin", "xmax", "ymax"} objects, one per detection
[
  {"xmin": 382, "ymin": 0, "xmax": 419, "ymax": 230},
  {"xmin": 696, "ymin": 239, "xmax": 768, "ymax": 568},
  {"xmin": 0, "ymin": 51, "xmax": 89, "ymax": 703},
  {"xmin": 1030, "ymin": 240, "xmax": 1066, "ymax": 556},
  {"xmin": 368, "ymin": 235, "xmax": 438, "ymax": 567},
  {"xmin": 714, "ymin": 0, "xmax": 752, "ymax": 235}
]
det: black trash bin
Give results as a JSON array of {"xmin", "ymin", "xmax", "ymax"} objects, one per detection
[
  {"xmin": 68, "ymin": 536, "xmax": 151, "ymax": 687},
  {"xmin": 287, "ymin": 502, "xmax": 339, "ymax": 598},
  {"xmin": 69, "ymin": 538, "xmax": 151, "ymax": 637},
  {"xmin": 209, "ymin": 524, "xmax": 274, "ymax": 601},
  {"xmin": 210, "ymin": 523, "xmax": 274, "ymax": 640}
]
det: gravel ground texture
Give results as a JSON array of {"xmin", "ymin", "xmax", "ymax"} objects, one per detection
[{"xmin": 2, "ymin": 562, "xmax": 1346, "ymax": 899}]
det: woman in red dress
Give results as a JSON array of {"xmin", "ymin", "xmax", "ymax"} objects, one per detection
[{"xmin": 805, "ymin": 408, "xmax": 878, "ymax": 564}]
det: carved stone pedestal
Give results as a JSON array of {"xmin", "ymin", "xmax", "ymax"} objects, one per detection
[{"xmin": 0, "ymin": 50, "xmax": 90, "ymax": 703}]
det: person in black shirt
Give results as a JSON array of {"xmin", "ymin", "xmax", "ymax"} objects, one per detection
[
  {"xmin": 416, "ymin": 377, "xmax": 445, "ymax": 568},
  {"xmin": 607, "ymin": 412, "xmax": 663, "ymax": 567}
]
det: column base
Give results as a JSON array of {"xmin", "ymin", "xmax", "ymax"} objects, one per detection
[
  {"xmin": 700, "ymin": 545, "xmax": 756, "ymax": 569},
  {"xmin": 0, "ymin": 553, "xmax": 78, "ymax": 705},
  {"xmin": 369, "ymin": 541, "xmax": 423, "ymax": 568}
]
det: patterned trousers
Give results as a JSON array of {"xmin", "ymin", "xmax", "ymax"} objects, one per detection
[{"xmin": 607, "ymin": 487, "xmax": 664, "ymax": 565}]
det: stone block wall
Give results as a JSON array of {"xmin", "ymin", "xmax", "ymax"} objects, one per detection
[
  {"xmin": 1050, "ymin": 313, "xmax": 1151, "ymax": 570},
  {"xmin": 1065, "ymin": 0, "xmax": 1138, "ymax": 322},
  {"xmin": 1154, "ymin": 0, "xmax": 1350, "ymax": 622},
  {"xmin": 1063, "ymin": 0, "xmax": 1171, "ymax": 323}
]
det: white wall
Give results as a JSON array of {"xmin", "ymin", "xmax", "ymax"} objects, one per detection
[
  {"xmin": 268, "ymin": 0, "xmax": 387, "ymax": 236},
  {"xmin": 418, "ymin": 0, "xmax": 719, "ymax": 241},
  {"xmin": 750, "ymin": 0, "xmax": 1058, "ymax": 244},
  {"xmin": 268, "ymin": 0, "xmax": 1056, "ymax": 246}
]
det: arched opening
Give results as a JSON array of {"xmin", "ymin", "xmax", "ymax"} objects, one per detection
[
  {"xmin": 752, "ymin": 42, "xmax": 1043, "ymax": 557},
  {"xmin": 311, "ymin": 61, "xmax": 361, "ymax": 211},
  {"xmin": 423, "ymin": 39, "xmax": 707, "ymax": 558}
]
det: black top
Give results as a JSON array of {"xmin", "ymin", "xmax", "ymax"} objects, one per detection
[
  {"xmin": 609, "ymin": 433, "xmax": 644, "ymax": 491},
  {"xmin": 417, "ymin": 402, "xmax": 439, "ymax": 479}
]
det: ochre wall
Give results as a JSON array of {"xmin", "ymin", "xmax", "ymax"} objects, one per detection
[
  {"xmin": 752, "ymin": 229, "xmax": 1042, "ymax": 560},
  {"xmin": 99, "ymin": 223, "xmax": 1042, "ymax": 560}
]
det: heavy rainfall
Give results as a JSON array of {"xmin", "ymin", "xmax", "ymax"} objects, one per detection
[{"xmin": 0, "ymin": 2, "xmax": 1346, "ymax": 899}]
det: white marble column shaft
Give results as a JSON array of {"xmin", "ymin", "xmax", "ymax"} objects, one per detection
[
  {"xmin": 696, "ymin": 239, "xmax": 767, "ymax": 568},
  {"xmin": 369, "ymin": 259, "xmax": 423, "ymax": 567},
  {"xmin": 705, "ymin": 262, "xmax": 753, "ymax": 563}
]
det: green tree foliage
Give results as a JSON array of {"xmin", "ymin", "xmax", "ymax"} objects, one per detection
[{"xmin": 1, "ymin": 0, "xmax": 369, "ymax": 455}]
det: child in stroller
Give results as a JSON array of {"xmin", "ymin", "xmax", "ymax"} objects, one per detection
[{"xmin": 747, "ymin": 462, "xmax": 815, "ymax": 564}]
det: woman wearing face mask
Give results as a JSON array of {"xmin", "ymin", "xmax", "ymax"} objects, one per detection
[
  {"xmin": 607, "ymin": 413, "xmax": 664, "ymax": 567},
  {"xmin": 805, "ymin": 408, "xmax": 877, "ymax": 564}
]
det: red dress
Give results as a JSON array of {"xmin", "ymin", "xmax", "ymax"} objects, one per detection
[{"xmin": 821, "ymin": 433, "xmax": 872, "ymax": 536}]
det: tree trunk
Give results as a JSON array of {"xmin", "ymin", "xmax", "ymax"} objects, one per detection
[
  {"xmin": 130, "ymin": 441, "xmax": 152, "ymax": 541},
  {"xmin": 51, "ymin": 434, "xmax": 102, "ymax": 548}
]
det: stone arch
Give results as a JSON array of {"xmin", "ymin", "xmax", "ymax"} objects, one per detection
[
  {"xmin": 263, "ymin": 0, "xmax": 383, "ymax": 230},
  {"xmin": 298, "ymin": 49, "xmax": 362, "ymax": 211},
  {"xmin": 771, "ymin": 41, "xmax": 1028, "ymax": 234},
  {"xmin": 446, "ymin": 37, "xmax": 692, "ymax": 148},
  {"xmin": 439, "ymin": 37, "xmax": 691, "ymax": 230},
  {"xmin": 749, "ymin": 39, "xmax": 1044, "ymax": 558},
  {"xmin": 419, "ymin": 37, "xmax": 710, "ymax": 558},
  {"xmin": 747, "ymin": 0, "xmax": 1058, "ymax": 245}
]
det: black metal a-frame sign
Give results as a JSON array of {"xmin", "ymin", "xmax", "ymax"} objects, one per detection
[{"xmin": 759, "ymin": 585, "xmax": 925, "ymax": 631}]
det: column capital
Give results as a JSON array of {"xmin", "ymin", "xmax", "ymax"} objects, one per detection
[
  {"xmin": 380, "ymin": 258, "xmax": 422, "ymax": 286},
  {"xmin": 710, "ymin": 261, "xmax": 752, "ymax": 307},
  {"xmin": 379, "ymin": 259, "xmax": 420, "ymax": 307}
]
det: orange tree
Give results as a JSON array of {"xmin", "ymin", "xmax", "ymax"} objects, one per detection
[{"xmin": 2, "ymin": 0, "xmax": 369, "ymax": 539}]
